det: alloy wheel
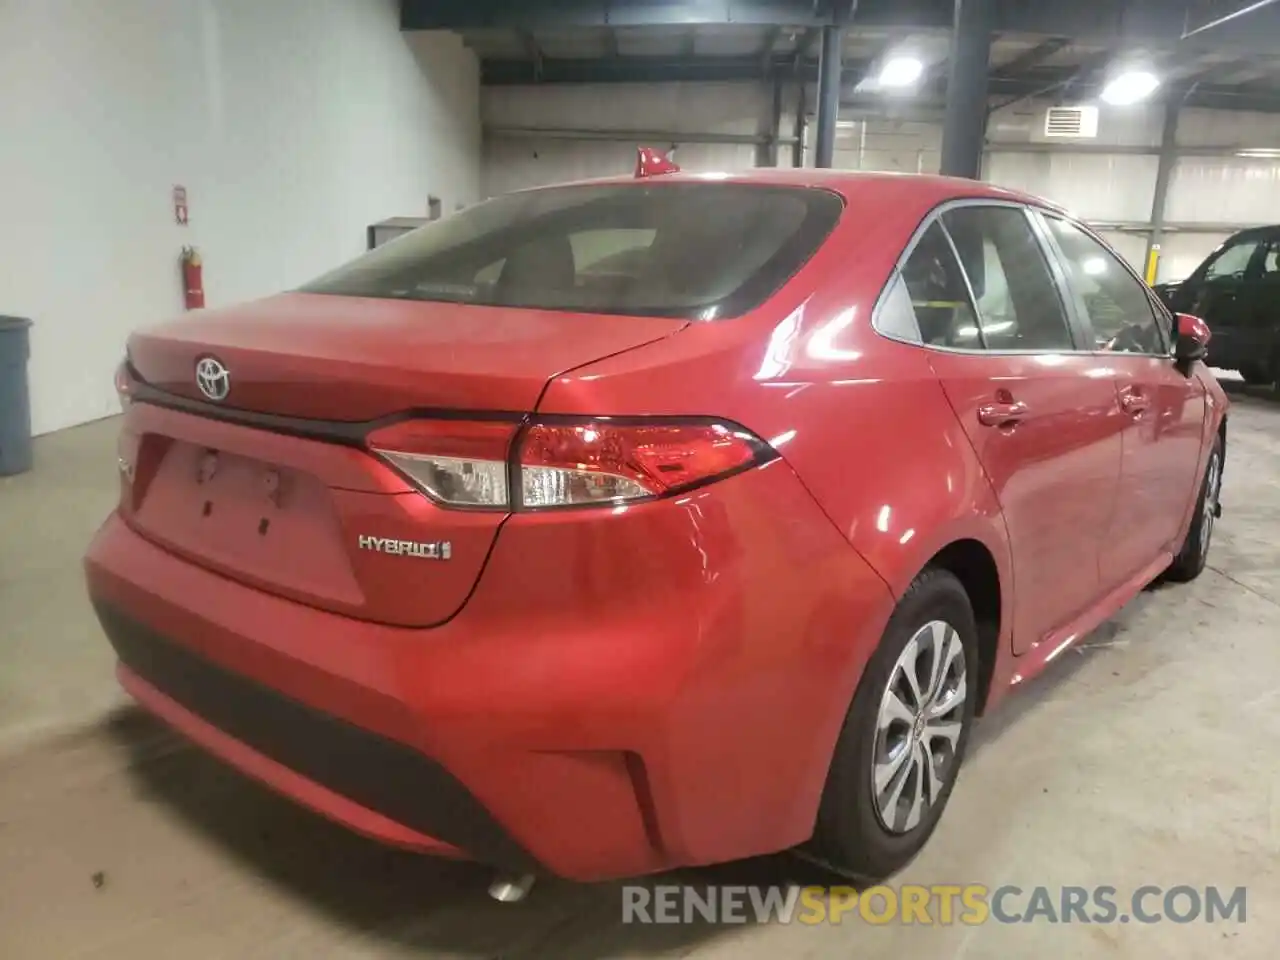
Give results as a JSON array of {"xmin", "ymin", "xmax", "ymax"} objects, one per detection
[
  {"xmin": 1201, "ymin": 452, "xmax": 1222, "ymax": 560},
  {"xmin": 871, "ymin": 620, "xmax": 967, "ymax": 834}
]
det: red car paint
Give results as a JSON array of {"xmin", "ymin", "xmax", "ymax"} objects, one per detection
[{"xmin": 85, "ymin": 169, "xmax": 1228, "ymax": 882}]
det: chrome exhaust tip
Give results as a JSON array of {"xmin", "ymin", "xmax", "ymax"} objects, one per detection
[{"xmin": 488, "ymin": 873, "xmax": 536, "ymax": 903}]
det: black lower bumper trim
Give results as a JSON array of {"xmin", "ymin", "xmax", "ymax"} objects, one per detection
[{"xmin": 93, "ymin": 601, "xmax": 536, "ymax": 872}]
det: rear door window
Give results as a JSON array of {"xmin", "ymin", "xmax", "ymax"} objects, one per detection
[
  {"xmin": 303, "ymin": 184, "xmax": 843, "ymax": 320},
  {"xmin": 941, "ymin": 206, "xmax": 1076, "ymax": 352}
]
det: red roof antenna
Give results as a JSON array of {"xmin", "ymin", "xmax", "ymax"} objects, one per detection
[{"xmin": 635, "ymin": 146, "xmax": 681, "ymax": 178}]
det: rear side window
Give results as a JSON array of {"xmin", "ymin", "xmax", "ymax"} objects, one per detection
[
  {"xmin": 942, "ymin": 206, "xmax": 1074, "ymax": 351},
  {"xmin": 899, "ymin": 222, "xmax": 981, "ymax": 348},
  {"xmin": 302, "ymin": 184, "xmax": 843, "ymax": 320}
]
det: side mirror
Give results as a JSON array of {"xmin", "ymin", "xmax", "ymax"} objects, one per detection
[{"xmin": 1174, "ymin": 312, "xmax": 1211, "ymax": 363}]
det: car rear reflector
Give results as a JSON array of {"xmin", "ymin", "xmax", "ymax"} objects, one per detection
[
  {"xmin": 365, "ymin": 419, "xmax": 516, "ymax": 508},
  {"xmin": 114, "ymin": 360, "xmax": 134, "ymax": 410}
]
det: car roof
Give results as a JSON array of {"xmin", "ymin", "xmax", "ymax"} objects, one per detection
[
  {"xmin": 525, "ymin": 167, "xmax": 1066, "ymax": 216},
  {"xmin": 1221, "ymin": 224, "xmax": 1280, "ymax": 240}
]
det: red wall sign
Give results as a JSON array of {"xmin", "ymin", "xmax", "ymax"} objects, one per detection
[{"xmin": 173, "ymin": 185, "xmax": 188, "ymax": 226}]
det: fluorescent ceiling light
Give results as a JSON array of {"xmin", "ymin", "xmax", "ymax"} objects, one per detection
[
  {"xmin": 879, "ymin": 56, "xmax": 924, "ymax": 88},
  {"xmin": 1100, "ymin": 70, "xmax": 1160, "ymax": 105},
  {"xmin": 1236, "ymin": 148, "xmax": 1280, "ymax": 158}
]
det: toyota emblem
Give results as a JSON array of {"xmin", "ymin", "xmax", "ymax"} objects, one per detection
[{"xmin": 195, "ymin": 356, "xmax": 230, "ymax": 401}]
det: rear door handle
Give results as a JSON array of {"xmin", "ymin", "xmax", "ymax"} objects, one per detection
[
  {"xmin": 977, "ymin": 400, "xmax": 1029, "ymax": 427},
  {"xmin": 1120, "ymin": 391, "xmax": 1151, "ymax": 415}
]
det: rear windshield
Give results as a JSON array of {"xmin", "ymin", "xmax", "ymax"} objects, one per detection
[{"xmin": 301, "ymin": 183, "xmax": 843, "ymax": 320}]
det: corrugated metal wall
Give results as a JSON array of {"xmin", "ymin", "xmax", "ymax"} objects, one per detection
[
  {"xmin": 482, "ymin": 82, "xmax": 774, "ymax": 195},
  {"xmin": 482, "ymin": 83, "xmax": 1280, "ymax": 281}
]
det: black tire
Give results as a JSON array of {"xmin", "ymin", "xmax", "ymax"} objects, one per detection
[
  {"xmin": 808, "ymin": 568, "xmax": 979, "ymax": 881},
  {"xmin": 1166, "ymin": 438, "xmax": 1223, "ymax": 583},
  {"xmin": 1239, "ymin": 364, "xmax": 1273, "ymax": 387}
]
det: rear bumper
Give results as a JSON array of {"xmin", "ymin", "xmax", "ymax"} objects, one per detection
[
  {"xmin": 84, "ymin": 459, "xmax": 894, "ymax": 881},
  {"xmin": 100, "ymin": 605, "xmax": 524, "ymax": 866}
]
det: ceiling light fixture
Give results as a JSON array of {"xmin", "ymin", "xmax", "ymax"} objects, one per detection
[
  {"xmin": 879, "ymin": 56, "xmax": 924, "ymax": 88},
  {"xmin": 1100, "ymin": 70, "xmax": 1160, "ymax": 105}
]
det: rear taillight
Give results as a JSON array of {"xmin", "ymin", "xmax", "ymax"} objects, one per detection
[
  {"xmin": 520, "ymin": 421, "xmax": 768, "ymax": 507},
  {"xmin": 366, "ymin": 420, "xmax": 516, "ymax": 508},
  {"xmin": 366, "ymin": 418, "xmax": 773, "ymax": 510},
  {"xmin": 114, "ymin": 360, "xmax": 133, "ymax": 410}
]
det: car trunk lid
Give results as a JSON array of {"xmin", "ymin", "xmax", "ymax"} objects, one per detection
[
  {"xmin": 119, "ymin": 293, "xmax": 684, "ymax": 626},
  {"xmin": 127, "ymin": 292, "xmax": 684, "ymax": 420}
]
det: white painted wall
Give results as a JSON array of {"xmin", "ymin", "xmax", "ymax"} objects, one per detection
[
  {"xmin": 0, "ymin": 1, "xmax": 480, "ymax": 436},
  {"xmin": 482, "ymin": 83, "xmax": 1280, "ymax": 284}
]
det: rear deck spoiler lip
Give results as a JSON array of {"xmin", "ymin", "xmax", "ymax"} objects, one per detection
[
  {"xmin": 125, "ymin": 376, "xmax": 524, "ymax": 448},
  {"xmin": 125, "ymin": 377, "xmax": 763, "ymax": 454}
]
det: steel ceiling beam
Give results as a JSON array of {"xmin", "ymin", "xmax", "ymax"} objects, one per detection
[
  {"xmin": 759, "ymin": 25, "xmax": 784, "ymax": 70},
  {"xmin": 793, "ymin": 27, "xmax": 821, "ymax": 67},
  {"xmin": 405, "ymin": 0, "xmax": 1280, "ymax": 55},
  {"xmin": 481, "ymin": 53, "xmax": 870, "ymax": 85},
  {"xmin": 403, "ymin": 0, "xmax": 864, "ymax": 29},
  {"xmin": 484, "ymin": 125, "xmax": 798, "ymax": 145},
  {"xmin": 478, "ymin": 52, "xmax": 1280, "ymax": 112},
  {"xmin": 990, "ymin": 37, "xmax": 1070, "ymax": 78},
  {"xmin": 518, "ymin": 30, "xmax": 544, "ymax": 81}
]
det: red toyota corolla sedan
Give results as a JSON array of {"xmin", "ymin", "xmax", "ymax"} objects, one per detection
[{"xmin": 86, "ymin": 160, "xmax": 1228, "ymax": 886}]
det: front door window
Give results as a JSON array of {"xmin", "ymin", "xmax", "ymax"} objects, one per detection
[{"xmin": 1044, "ymin": 217, "xmax": 1167, "ymax": 355}]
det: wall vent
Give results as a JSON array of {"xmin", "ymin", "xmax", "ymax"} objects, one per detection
[{"xmin": 1043, "ymin": 105, "xmax": 1099, "ymax": 139}]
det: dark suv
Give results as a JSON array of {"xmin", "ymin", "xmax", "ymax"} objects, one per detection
[{"xmin": 1154, "ymin": 226, "xmax": 1280, "ymax": 387}]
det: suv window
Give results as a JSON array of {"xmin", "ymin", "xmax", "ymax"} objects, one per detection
[
  {"xmin": 302, "ymin": 184, "xmax": 843, "ymax": 320},
  {"xmin": 1204, "ymin": 236, "xmax": 1261, "ymax": 281},
  {"xmin": 899, "ymin": 222, "xmax": 981, "ymax": 348},
  {"xmin": 1045, "ymin": 217, "xmax": 1166, "ymax": 354},
  {"xmin": 1257, "ymin": 236, "xmax": 1280, "ymax": 277},
  {"xmin": 942, "ymin": 207, "xmax": 1074, "ymax": 351}
]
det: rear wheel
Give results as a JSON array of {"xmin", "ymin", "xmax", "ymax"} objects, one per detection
[
  {"xmin": 1166, "ymin": 439, "xmax": 1223, "ymax": 583},
  {"xmin": 809, "ymin": 568, "xmax": 978, "ymax": 880}
]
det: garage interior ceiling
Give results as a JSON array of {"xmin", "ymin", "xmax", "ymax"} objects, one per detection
[{"xmin": 404, "ymin": 0, "xmax": 1280, "ymax": 114}]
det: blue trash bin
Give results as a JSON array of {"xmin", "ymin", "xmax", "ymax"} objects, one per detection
[{"xmin": 0, "ymin": 316, "xmax": 33, "ymax": 477}]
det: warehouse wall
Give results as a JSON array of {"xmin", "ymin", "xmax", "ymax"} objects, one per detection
[
  {"xmin": 0, "ymin": 0, "xmax": 480, "ymax": 437},
  {"xmin": 482, "ymin": 82, "xmax": 1280, "ymax": 284},
  {"xmin": 482, "ymin": 82, "xmax": 782, "ymax": 195},
  {"xmin": 986, "ymin": 99, "xmax": 1280, "ymax": 282}
]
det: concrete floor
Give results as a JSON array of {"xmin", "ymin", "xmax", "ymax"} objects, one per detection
[{"xmin": 2, "ymin": 386, "xmax": 1278, "ymax": 959}]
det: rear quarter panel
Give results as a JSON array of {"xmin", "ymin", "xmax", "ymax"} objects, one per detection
[{"xmin": 538, "ymin": 192, "xmax": 1014, "ymax": 643}]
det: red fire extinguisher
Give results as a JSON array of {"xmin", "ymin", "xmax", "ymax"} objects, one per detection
[{"xmin": 181, "ymin": 246, "xmax": 205, "ymax": 310}]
